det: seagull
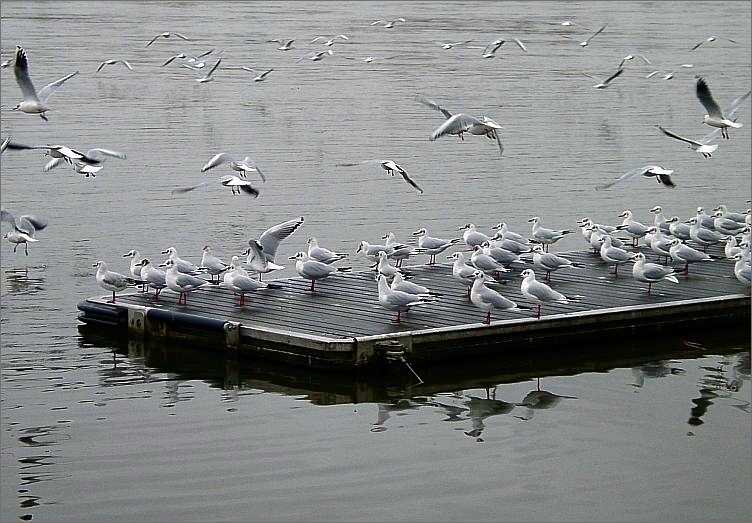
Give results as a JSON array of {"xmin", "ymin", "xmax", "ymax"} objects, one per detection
[
  {"xmin": 482, "ymin": 240, "xmax": 527, "ymax": 268},
  {"xmin": 695, "ymin": 206, "xmax": 718, "ymax": 230},
  {"xmin": 696, "ymin": 77, "xmax": 749, "ymax": 139},
  {"xmin": 290, "ymin": 251, "xmax": 350, "ymax": 291},
  {"xmin": 338, "ymin": 159, "xmax": 423, "ymax": 193},
  {"xmin": 595, "ymin": 165, "xmax": 675, "ymax": 191},
  {"xmin": 1, "ymin": 135, "xmax": 11, "ymax": 153},
  {"xmin": 714, "ymin": 204, "xmax": 748, "ymax": 224},
  {"xmin": 0, "ymin": 210, "xmax": 47, "ymax": 255},
  {"xmin": 93, "ymin": 260, "xmax": 143, "ymax": 303},
  {"xmin": 201, "ymin": 153, "xmax": 265, "ymax": 182},
  {"xmin": 417, "ymin": 97, "xmax": 504, "ymax": 155},
  {"xmin": 618, "ymin": 209, "xmax": 651, "ymax": 247},
  {"xmin": 712, "ymin": 210, "xmax": 745, "ymax": 235},
  {"xmin": 171, "ymin": 175, "xmax": 260, "ymax": 198},
  {"xmin": 371, "ymin": 18, "xmax": 406, "ymax": 28},
  {"xmin": 267, "ymin": 39, "xmax": 295, "ymax": 51},
  {"xmin": 376, "ymin": 274, "xmax": 435, "ymax": 323},
  {"xmin": 583, "ymin": 67, "xmax": 623, "ymax": 89},
  {"xmin": 160, "ymin": 247, "xmax": 201, "ymax": 274},
  {"xmin": 731, "ymin": 253, "xmax": 751, "ymax": 286},
  {"xmin": 528, "ymin": 217, "xmax": 571, "ymax": 252},
  {"xmin": 382, "ymin": 232, "xmax": 413, "ymax": 267},
  {"xmin": 531, "ymin": 244, "xmax": 582, "ymax": 281},
  {"xmin": 668, "ymin": 216, "xmax": 692, "ymax": 241},
  {"xmin": 247, "ymin": 68, "xmax": 273, "ymax": 82},
  {"xmin": 481, "ymin": 39, "xmax": 504, "ymax": 58},
  {"xmin": 306, "ymin": 237, "xmax": 348, "ymax": 264},
  {"xmin": 391, "ymin": 272, "xmax": 439, "ymax": 297},
  {"xmin": 646, "ymin": 226, "xmax": 673, "ymax": 262},
  {"xmin": 579, "ymin": 24, "xmax": 607, "ymax": 47},
  {"xmin": 243, "ymin": 240, "xmax": 285, "ymax": 279},
  {"xmin": 199, "ymin": 246, "xmax": 231, "ymax": 283},
  {"xmin": 513, "ymin": 38, "xmax": 528, "ymax": 52},
  {"xmin": 724, "ymin": 235, "xmax": 743, "ymax": 260},
  {"xmin": 631, "ymin": 252, "xmax": 679, "ymax": 294},
  {"xmin": 138, "ymin": 259, "xmax": 167, "ymax": 298},
  {"xmin": 618, "ymin": 54, "xmax": 651, "ymax": 69},
  {"xmin": 489, "ymin": 233, "xmax": 532, "ymax": 255},
  {"xmin": 342, "ymin": 54, "xmax": 398, "ymax": 63},
  {"xmin": 688, "ymin": 217, "xmax": 724, "ymax": 251},
  {"xmin": 449, "ymin": 251, "xmax": 483, "ymax": 294},
  {"xmin": 668, "ymin": 239, "xmax": 713, "ymax": 274},
  {"xmin": 470, "ymin": 245, "xmax": 510, "ymax": 278},
  {"xmin": 490, "ymin": 222, "xmax": 529, "ymax": 245},
  {"xmin": 122, "ymin": 249, "xmax": 145, "ymax": 287},
  {"xmin": 438, "ymin": 40, "xmax": 472, "ymax": 50},
  {"xmin": 600, "ymin": 235, "xmax": 633, "ymax": 276},
  {"xmin": 12, "ymin": 46, "xmax": 78, "ymax": 121},
  {"xmin": 691, "ymin": 35, "xmax": 737, "ymax": 51},
  {"xmin": 298, "ymin": 49, "xmax": 334, "ymax": 62},
  {"xmin": 159, "ymin": 259, "xmax": 208, "ymax": 305},
  {"xmin": 146, "ymin": 32, "xmax": 190, "ymax": 47},
  {"xmin": 42, "ymin": 147, "xmax": 126, "ymax": 174},
  {"xmin": 356, "ymin": 240, "xmax": 393, "ymax": 262},
  {"xmin": 520, "ymin": 269, "xmax": 576, "ymax": 319},
  {"xmin": 219, "ymin": 261, "xmax": 281, "ymax": 306},
  {"xmin": 162, "ymin": 49, "xmax": 213, "ymax": 67},
  {"xmin": 470, "ymin": 270, "xmax": 522, "ymax": 324},
  {"xmin": 412, "ymin": 228, "xmax": 460, "ymax": 264},
  {"xmin": 458, "ymin": 223, "xmax": 491, "ymax": 248},
  {"xmin": 96, "ymin": 59, "xmax": 133, "ymax": 72},
  {"xmin": 311, "ymin": 34, "xmax": 349, "ymax": 45},
  {"xmin": 376, "ymin": 251, "xmax": 401, "ymax": 280},
  {"xmin": 195, "ymin": 58, "xmax": 221, "ymax": 83},
  {"xmin": 255, "ymin": 217, "xmax": 305, "ymax": 263},
  {"xmin": 656, "ymin": 125, "xmax": 718, "ymax": 158}
]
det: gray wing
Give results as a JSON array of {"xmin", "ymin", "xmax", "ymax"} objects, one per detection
[
  {"xmin": 725, "ymin": 90, "xmax": 751, "ymax": 118},
  {"xmin": 103, "ymin": 270, "xmax": 129, "ymax": 288},
  {"xmin": 595, "ymin": 166, "xmax": 648, "ymax": 191},
  {"xmin": 37, "ymin": 71, "xmax": 79, "ymax": 103},
  {"xmin": 173, "ymin": 33, "xmax": 191, "ymax": 41},
  {"xmin": 643, "ymin": 263, "xmax": 672, "ymax": 280},
  {"xmin": 258, "ymin": 217, "xmax": 305, "ymax": 260},
  {"xmin": 541, "ymin": 252, "xmax": 571, "ymax": 268},
  {"xmin": 301, "ymin": 260, "xmax": 335, "ymax": 278},
  {"xmin": 513, "ymin": 38, "xmax": 527, "ymax": 52},
  {"xmin": 421, "ymin": 236, "xmax": 449, "ymax": 250},
  {"xmin": 696, "ymin": 78, "xmax": 723, "ymax": 119},
  {"xmin": 13, "ymin": 47, "xmax": 39, "ymax": 102},
  {"xmin": 175, "ymin": 272, "xmax": 206, "ymax": 288},
  {"xmin": 146, "ymin": 34, "xmax": 162, "ymax": 46},
  {"xmin": 417, "ymin": 96, "xmax": 453, "ymax": 118},
  {"xmin": 17, "ymin": 215, "xmax": 47, "ymax": 234},
  {"xmin": 484, "ymin": 288, "xmax": 517, "ymax": 309},
  {"xmin": 430, "ymin": 114, "xmax": 481, "ymax": 140},
  {"xmin": 85, "ymin": 148, "xmax": 126, "ymax": 161},
  {"xmin": 171, "ymin": 181, "xmax": 210, "ymax": 195},
  {"xmin": 202, "ymin": 152, "xmax": 233, "ymax": 172},
  {"xmin": 43, "ymin": 158, "xmax": 66, "ymax": 172},
  {"xmin": 529, "ymin": 280, "xmax": 566, "ymax": 302},
  {"xmin": 220, "ymin": 175, "xmax": 260, "ymax": 197}
]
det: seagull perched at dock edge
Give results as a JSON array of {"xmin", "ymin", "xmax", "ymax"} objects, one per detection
[
  {"xmin": 470, "ymin": 270, "xmax": 522, "ymax": 324},
  {"xmin": 12, "ymin": 46, "xmax": 78, "ymax": 121},
  {"xmin": 93, "ymin": 260, "xmax": 144, "ymax": 303}
]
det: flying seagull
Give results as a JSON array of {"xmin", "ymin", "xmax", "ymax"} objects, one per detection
[
  {"xmin": 579, "ymin": 24, "xmax": 607, "ymax": 47},
  {"xmin": 201, "ymin": 153, "xmax": 265, "ymax": 182},
  {"xmin": 12, "ymin": 46, "xmax": 78, "ymax": 121},
  {"xmin": 417, "ymin": 97, "xmax": 504, "ymax": 156},
  {"xmin": 171, "ymin": 175, "xmax": 259, "ymax": 197},
  {"xmin": 655, "ymin": 125, "xmax": 718, "ymax": 158},
  {"xmin": 146, "ymin": 32, "xmax": 191, "ymax": 47},
  {"xmin": 338, "ymin": 159, "xmax": 423, "ymax": 194},
  {"xmin": 595, "ymin": 165, "xmax": 675, "ymax": 191},
  {"xmin": 583, "ymin": 67, "xmax": 623, "ymax": 89},
  {"xmin": 96, "ymin": 59, "xmax": 133, "ymax": 72},
  {"xmin": 691, "ymin": 35, "xmax": 737, "ymax": 51},
  {"xmin": 195, "ymin": 58, "xmax": 221, "ymax": 83},
  {"xmin": 696, "ymin": 77, "xmax": 749, "ymax": 139}
]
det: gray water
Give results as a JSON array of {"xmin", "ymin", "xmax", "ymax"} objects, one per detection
[{"xmin": 1, "ymin": 1, "xmax": 750, "ymax": 521}]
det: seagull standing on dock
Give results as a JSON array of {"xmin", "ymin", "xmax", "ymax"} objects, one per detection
[
  {"xmin": 668, "ymin": 239, "xmax": 713, "ymax": 275},
  {"xmin": 449, "ymin": 251, "xmax": 481, "ymax": 294},
  {"xmin": 161, "ymin": 247, "xmax": 201, "ymax": 274},
  {"xmin": 600, "ymin": 235, "xmax": 633, "ymax": 276},
  {"xmin": 122, "ymin": 249, "xmax": 145, "ymax": 290},
  {"xmin": 290, "ymin": 251, "xmax": 350, "ymax": 292},
  {"xmin": 528, "ymin": 217, "xmax": 571, "ymax": 252},
  {"xmin": 520, "ymin": 269, "xmax": 577, "ymax": 319},
  {"xmin": 531, "ymin": 244, "xmax": 582, "ymax": 281},
  {"xmin": 618, "ymin": 209, "xmax": 651, "ymax": 247},
  {"xmin": 459, "ymin": 223, "xmax": 491, "ymax": 248},
  {"xmin": 631, "ymin": 252, "xmax": 679, "ymax": 294},
  {"xmin": 412, "ymin": 228, "xmax": 460, "ymax": 264},
  {"xmin": 306, "ymin": 237, "xmax": 349, "ymax": 264},
  {"xmin": 376, "ymin": 274, "xmax": 435, "ymax": 323},
  {"xmin": 731, "ymin": 254, "xmax": 751, "ymax": 286},
  {"xmin": 12, "ymin": 46, "xmax": 78, "ymax": 121},
  {"xmin": 470, "ymin": 271, "xmax": 522, "ymax": 324},
  {"xmin": 138, "ymin": 259, "xmax": 167, "ymax": 299},
  {"xmin": 219, "ymin": 263, "xmax": 281, "ymax": 306},
  {"xmin": 243, "ymin": 239, "xmax": 285, "ymax": 280},
  {"xmin": 160, "ymin": 259, "xmax": 209, "ymax": 305},
  {"xmin": 253, "ymin": 217, "xmax": 305, "ymax": 264},
  {"xmin": 199, "ymin": 246, "xmax": 231, "ymax": 283},
  {"xmin": 93, "ymin": 260, "xmax": 143, "ymax": 303}
]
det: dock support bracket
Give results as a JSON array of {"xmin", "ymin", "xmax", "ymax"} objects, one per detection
[
  {"xmin": 127, "ymin": 307, "xmax": 149, "ymax": 337},
  {"xmin": 224, "ymin": 321, "xmax": 241, "ymax": 350}
]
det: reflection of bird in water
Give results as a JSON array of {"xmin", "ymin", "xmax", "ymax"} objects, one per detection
[
  {"xmin": 464, "ymin": 387, "xmax": 515, "ymax": 439},
  {"xmin": 688, "ymin": 388, "xmax": 718, "ymax": 426},
  {"xmin": 514, "ymin": 378, "xmax": 577, "ymax": 420},
  {"xmin": 2, "ymin": 268, "xmax": 45, "ymax": 294},
  {"xmin": 631, "ymin": 360, "xmax": 686, "ymax": 388},
  {"xmin": 371, "ymin": 398, "xmax": 419, "ymax": 432}
]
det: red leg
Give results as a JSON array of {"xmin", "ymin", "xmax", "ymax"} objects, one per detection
[
  {"xmin": 647, "ymin": 282, "xmax": 652, "ymax": 294},
  {"xmin": 536, "ymin": 304, "xmax": 541, "ymax": 319},
  {"xmin": 310, "ymin": 280, "xmax": 315, "ymax": 292},
  {"xmin": 485, "ymin": 311, "xmax": 491, "ymax": 324},
  {"xmin": 396, "ymin": 310, "xmax": 401, "ymax": 323}
]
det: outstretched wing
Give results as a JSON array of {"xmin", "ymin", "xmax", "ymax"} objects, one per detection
[
  {"xmin": 656, "ymin": 125, "xmax": 702, "ymax": 146},
  {"xmin": 603, "ymin": 68, "xmax": 623, "ymax": 85},
  {"xmin": 202, "ymin": 152, "xmax": 233, "ymax": 172},
  {"xmin": 85, "ymin": 148, "xmax": 127, "ymax": 161},
  {"xmin": 219, "ymin": 175, "xmax": 260, "ymax": 198},
  {"xmin": 595, "ymin": 166, "xmax": 648, "ymax": 191},
  {"xmin": 725, "ymin": 90, "xmax": 751, "ymax": 119},
  {"xmin": 37, "ymin": 71, "xmax": 79, "ymax": 103},
  {"xmin": 513, "ymin": 38, "xmax": 527, "ymax": 52},
  {"xmin": 430, "ymin": 114, "xmax": 481, "ymax": 140},
  {"xmin": 696, "ymin": 77, "xmax": 723, "ymax": 119},
  {"xmin": 258, "ymin": 217, "xmax": 305, "ymax": 261},
  {"xmin": 399, "ymin": 171, "xmax": 423, "ymax": 194},
  {"xmin": 171, "ymin": 181, "xmax": 210, "ymax": 195},
  {"xmin": 416, "ymin": 96, "xmax": 453, "ymax": 118},
  {"xmin": 146, "ymin": 34, "xmax": 162, "ymax": 47},
  {"xmin": 43, "ymin": 157, "xmax": 66, "ymax": 172},
  {"xmin": 13, "ymin": 46, "xmax": 39, "ymax": 102},
  {"xmin": 173, "ymin": 33, "xmax": 191, "ymax": 41}
]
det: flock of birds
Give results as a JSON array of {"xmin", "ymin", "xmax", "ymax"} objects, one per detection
[
  {"xmin": 1, "ymin": 15, "xmax": 750, "ymax": 327},
  {"xmin": 78, "ymin": 201, "xmax": 750, "ymax": 326}
]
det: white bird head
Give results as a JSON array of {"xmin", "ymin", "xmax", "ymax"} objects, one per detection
[{"xmin": 520, "ymin": 269, "xmax": 536, "ymax": 279}]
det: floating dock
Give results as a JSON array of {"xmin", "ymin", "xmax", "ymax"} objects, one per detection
[{"xmin": 77, "ymin": 246, "xmax": 750, "ymax": 371}]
